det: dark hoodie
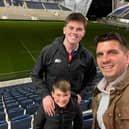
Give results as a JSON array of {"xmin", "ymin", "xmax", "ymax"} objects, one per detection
[{"xmin": 35, "ymin": 97, "xmax": 83, "ymax": 129}]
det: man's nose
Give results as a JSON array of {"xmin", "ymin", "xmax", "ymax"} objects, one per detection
[{"xmin": 102, "ymin": 54, "xmax": 110, "ymax": 63}]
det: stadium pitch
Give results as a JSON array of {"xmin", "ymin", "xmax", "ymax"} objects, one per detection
[{"xmin": 0, "ymin": 20, "xmax": 129, "ymax": 81}]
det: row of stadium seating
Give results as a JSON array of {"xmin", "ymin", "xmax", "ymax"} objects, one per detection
[
  {"xmin": 0, "ymin": 0, "xmax": 70, "ymax": 11},
  {"xmin": 0, "ymin": 70, "xmax": 102, "ymax": 129}
]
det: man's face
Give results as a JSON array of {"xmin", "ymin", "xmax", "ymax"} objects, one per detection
[
  {"xmin": 96, "ymin": 40, "xmax": 129, "ymax": 82},
  {"xmin": 52, "ymin": 89, "xmax": 71, "ymax": 108},
  {"xmin": 63, "ymin": 21, "xmax": 85, "ymax": 46}
]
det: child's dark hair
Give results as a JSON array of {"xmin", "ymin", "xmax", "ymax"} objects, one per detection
[{"xmin": 52, "ymin": 80, "xmax": 71, "ymax": 93}]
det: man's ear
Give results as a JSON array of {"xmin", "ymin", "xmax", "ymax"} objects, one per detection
[{"xmin": 126, "ymin": 51, "xmax": 129, "ymax": 65}]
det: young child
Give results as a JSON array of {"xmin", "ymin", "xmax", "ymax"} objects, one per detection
[{"xmin": 34, "ymin": 80, "xmax": 83, "ymax": 129}]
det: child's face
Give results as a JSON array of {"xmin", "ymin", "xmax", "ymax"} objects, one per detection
[{"xmin": 52, "ymin": 89, "xmax": 71, "ymax": 108}]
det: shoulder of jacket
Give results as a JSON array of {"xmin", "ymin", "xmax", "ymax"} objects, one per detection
[
  {"xmin": 80, "ymin": 46, "xmax": 93, "ymax": 57},
  {"xmin": 41, "ymin": 36, "xmax": 64, "ymax": 53}
]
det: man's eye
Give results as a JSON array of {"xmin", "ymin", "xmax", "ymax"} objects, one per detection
[
  {"xmin": 109, "ymin": 51, "xmax": 118, "ymax": 55},
  {"xmin": 96, "ymin": 53, "xmax": 103, "ymax": 57}
]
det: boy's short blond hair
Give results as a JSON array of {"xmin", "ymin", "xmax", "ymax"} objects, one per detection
[{"xmin": 52, "ymin": 80, "xmax": 71, "ymax": 93}]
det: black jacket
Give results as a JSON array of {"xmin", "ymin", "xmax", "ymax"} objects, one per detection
[
  {"xmin": 31, "ymin": 36, "xmax": 96, "ymax": 98},
  {"xmin": 35, "ymin": 98, "xmax": 83, "ymax": 129}
]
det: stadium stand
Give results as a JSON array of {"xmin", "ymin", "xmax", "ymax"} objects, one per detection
[
  {"xmin": 0, "ymin": 120, "xmax": 8, "ymax": 129},
  {"xmin": 26, "ymin": 1, "xmax": 44, "ymax": 9},
  {"xmin": 83, "ymin": 111, "xmax": 93, "ymax": 129},
  {"xmin": 0, "ymin": 68, "xmax": 103, "ymax": 129},
  {"xmin": 11, "ymin": 114, "xmax": 32, "ymax": 129},
  {"xmin": 100, "ymin": 4, "xmax": 129, "ymax": 29},
  {"xmin": 0, "ymin": 0, "xmax": 4, "ymax": 7},
  {"xmin": 13, "ymin": 0, "xmax": 24, "ymax": 7},
  {"xmin": 0, "ymin": 0, "xmax": 72, "ymax": 20},
  {"xmin": 43, "ymin": 2, "xmax": 60, "ymax": 10},
  {"xmin": 108, "ymin": 4, "xmax": 129, "ymax": 17}
]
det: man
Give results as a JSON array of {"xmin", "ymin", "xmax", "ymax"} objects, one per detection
[
  {"xmin": 31, "ymin": 12, "xmax": 96, "ymax": 116},
  {"xmin": 92, "ymin": 32, "xmax": 129, "ymax": 129},
  {"xmin": 35, "ymin": 80, "xmax": 83, "ymax": 129}
]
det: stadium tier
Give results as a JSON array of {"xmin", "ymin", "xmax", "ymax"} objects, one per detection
[
  {"xmin": 0, "ymin": 70, "xmax": 102, "ymax": 129},
  {"xmin": 108, "ymin": 4, "xmax": 129, "ymax": 19},
  {"xmin": 26, "ymin": 1, "xmax": 44, "ymax": 9},
  {"xmin": 0, "ymin": 1, "xmax": 72, "ymax": 20},
  {"xmin": 0, "ymin": 0, "xmax": 4, "ymax": 7}
]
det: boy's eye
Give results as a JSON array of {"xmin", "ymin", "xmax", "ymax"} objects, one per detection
[
  {"xmin": 77, "ymin": 28, "xmax": 83, "ymax": 31},
  {"xmin": 69, "ymin": 26, "xmax": 73, "ymax": 30}
]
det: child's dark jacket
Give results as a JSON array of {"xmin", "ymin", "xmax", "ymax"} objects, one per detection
[{"xmin": 35, "ymin": 97, "xmax": 83, "ymax": 129}]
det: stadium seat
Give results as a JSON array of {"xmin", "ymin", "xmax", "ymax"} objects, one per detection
[
  {"xmin": 26, "ymin": 1, "xmax": 44, "ymax": 9},
  {"xmin": 43, "ymin": 2, "xmax": 60, "ymax": 10},
  {"xmin": 26, "ymin": 103, "xmax": 39, "ymax": 115},
  {"xmin": 20, "ymin": 99, "xmax": 33, "ymax": 108},
  {"xmin": 8, "ymin": 107, "xmax": 24, "ymax": 120},
  {"xmin": 0, "ymin": 120, "xmax": 8, "ymax": 129},
  {"xmin": 83, "ymin": 111, "xmax": 93, "ymax": 129},
  {"xmin": 80, "ymin": 100, "xmax": 89, "ymax": 112},
  {"xmin": 83, "ymin": 118, "xmax": 93, "ymax": 129},
  {"xmin": 0, "ymin": 103, "xmax": 4, "ymax": 112},
  {"xmin": 6, "ymin": 102, "xmax": 19, "ymax": 111},
  {"xmin": 0, "ymin": 0, "xmax": 4, "ymax": 7},
  {"xmin": 83, "ymin": 112, "xmax": 93, "ymax": 120},
  {"xmin": 33, "ymin": 96, "xmax": 42, "ymax": 104},
  {"xmin": 11, "ymin": 114, "xmax": 32, "ymax": 129},
  {"xmin": 0, "ymin": 111, "xmax": 5, "ymax": 121}
]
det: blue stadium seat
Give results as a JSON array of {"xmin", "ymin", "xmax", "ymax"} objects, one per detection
[
  {"xmin": 20, "ymin": 99, "xmax": 33, "ymax": 108},
  {"xmin": 0, "ymin": 0, "xmax": 4, "ymax": 7},
  {"xmin": 83, "ymin": 112, "xmax": 93, "ymax": 129},
  {"xmin": 80, "ymin": 100, "xmax": 89, "ymax": 112},
  {"xmin": 34, "ymin": 96, "xmax": 42, "ymax": 104},
  {"xmin": 0, "ymin": 104, "xmax": 4, "ymax": 112},
  {"xmin": 26, "ymin": 103, "xmax": 39, "ymax": 115},
  {"xmin": 6, "ymin": 102, "xmax": 19, "ymax": 111},
  {"xmin": 13, "ymin": 0, "xmax": 23, "ymax": 6},
  {"xmin": 11, "ymin": 114, "xmax": 32, "ymax": 129},
  {"xmin": 4, "ymin": 99, "xmax": 16, "ymax": 105},
  {"xmin": 0, "ymin": 120, "xmax": 8, "ymax": 129},
  {"xmin": 111, "ymin": 5, "xmax": 129, "ymax": 16},
  {"xmin": 83, "ymin": 112, "xmax": 93, "ymax": 120},
  {"xmin": 26, "ymin": 1, "xmax": 43, "ymax": 9},
  {"xmin": 43, "ymin": 2, "xmax": 60, "ymax": 10},
  {"xmin": 8, "ymin": 107, "xmax": 24, "ymax": 120},
  {"xmin": 83, "ymin": 118, "xmax": 93, "ymax": 129},
  {"xmin": 0, "ymin": 111, "xmax": 5, "ymax": 121}
]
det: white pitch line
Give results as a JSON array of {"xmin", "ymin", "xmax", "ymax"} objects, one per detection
[
  {"xmin": 0, "ymin": 70, "xmax": 30, "ymax": 76},
  {"xmin": 20, "ymin": 40, "xmax": 36, "ymax": 62}
]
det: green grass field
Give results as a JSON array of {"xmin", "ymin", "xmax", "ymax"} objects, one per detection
[{"xmin": 0, "ymin": 20, "xmax": 129, "ymax": 81}]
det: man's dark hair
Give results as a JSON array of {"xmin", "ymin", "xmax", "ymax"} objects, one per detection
[
  {"xmin": 95, "ymin": 32, "xmax": 129, "ymax": 52},
  {"xmin": 64, "ymin": 12, "xmax": 88, "ymax": 28}
]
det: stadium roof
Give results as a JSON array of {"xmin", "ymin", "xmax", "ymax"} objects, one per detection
[{"xmin": 108, "ymin": 4, "xmax": 129, "ymax": 19}]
